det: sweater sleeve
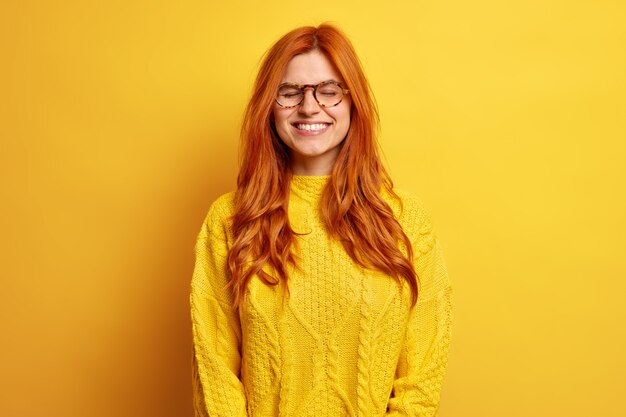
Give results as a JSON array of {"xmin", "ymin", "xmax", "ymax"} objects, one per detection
[
  {"xmin": 386, "ymin": 199, "xmax": 453, "ymax": 416},
  {"xmin": 190, "ymin": 197, "xmax": 248, "ymax": 417}
]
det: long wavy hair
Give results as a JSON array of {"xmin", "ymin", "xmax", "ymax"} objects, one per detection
[{"xmin": 227, "ymin": 24, "xmax": 418, "ymax": 307}]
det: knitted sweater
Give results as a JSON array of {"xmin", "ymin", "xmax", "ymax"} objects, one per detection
[{"xmin": 190, "ymin": 176, "xmax": 452, "ymax": 417}]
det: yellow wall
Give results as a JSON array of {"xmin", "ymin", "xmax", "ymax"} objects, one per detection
[{"xmin": 2, "ymin": 1, "xmax": 625, "ymax": 416}]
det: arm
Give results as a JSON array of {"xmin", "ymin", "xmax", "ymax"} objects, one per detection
[
  {"xmin": 190, "ymin": 198, "xmax": 248, "ymax": 417},
  {"xmin": 386, "ymin": 203, "xmax": 453, "ymax": 416}
]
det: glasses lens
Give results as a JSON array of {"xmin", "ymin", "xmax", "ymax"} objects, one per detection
[
  {"xmin": 277, "ymin": 85, "xmax": 303, "ymax": 107},
  {"xmin": 316, "ymin": 82, "xmax": 343, "ymax": 107}
]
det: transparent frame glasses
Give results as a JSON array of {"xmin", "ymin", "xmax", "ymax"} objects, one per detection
[{"xmin": 275, "ymin": 80, "xmax": 350, "ymax": 108}]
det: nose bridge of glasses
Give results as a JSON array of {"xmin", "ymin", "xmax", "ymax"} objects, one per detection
[{"xmin": 300, "ymin": 84, "xmax": 320, "ymax": 106}]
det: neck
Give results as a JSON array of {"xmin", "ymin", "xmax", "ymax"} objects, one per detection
[{"xmin": 290, "ymin": 151, "xmax": 339, "ymax": 176}]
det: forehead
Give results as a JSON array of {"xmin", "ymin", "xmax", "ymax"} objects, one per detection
[{"xmin": 281, "ymin": 50, "xmax": 343, "ymax": 84}]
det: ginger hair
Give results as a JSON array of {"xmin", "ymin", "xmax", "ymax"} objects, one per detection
[{"xmin": 227, "ymin": 24, "xmax": 418, "ymax": 307}]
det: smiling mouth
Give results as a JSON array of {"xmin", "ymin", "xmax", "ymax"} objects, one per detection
[{"xmin": 293, "ymin": 123, "xmax": 330, "ymax": 132}]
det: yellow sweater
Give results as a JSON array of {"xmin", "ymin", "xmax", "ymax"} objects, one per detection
[{"xmin": 190, "ymin": 176, "xmax": 452, "ymax": 417}]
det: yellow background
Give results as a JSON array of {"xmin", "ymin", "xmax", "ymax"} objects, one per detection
[{"xmin": 1, "ymin": 0, "xmax": 625, "ymax": 416}]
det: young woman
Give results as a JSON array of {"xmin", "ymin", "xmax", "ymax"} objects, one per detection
[{"xmin": 190, "ymin": 24, "xmax": 452, "ymax": 417}]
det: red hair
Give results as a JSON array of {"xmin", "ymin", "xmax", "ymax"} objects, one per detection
[{"xmin": 227, "ymin": 24, "xmax": 418, "ymax": 307}]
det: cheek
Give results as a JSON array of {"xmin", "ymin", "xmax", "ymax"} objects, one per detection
[
  {"xmin": 276, "ymin": 109, "xmax": 294, "ymax": 124},
  {"xmin": 272, "ymin": 111, "xmax": 291, "ymax": 139},
  {"xmin": 335, "ymin": 108, "xmax": 351, "ymax": 131},
  {"xmin": 331, "ymin": 103, "xmax": 351, "ymax": 126}
]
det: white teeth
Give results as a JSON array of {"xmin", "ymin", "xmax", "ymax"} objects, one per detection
[{"xmin": 296, "ymin": 123, "xmax": 327, "ymax": 131}]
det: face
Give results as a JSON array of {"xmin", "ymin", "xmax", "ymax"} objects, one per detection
[{"xmin": 273, "ymin": 50, "xmax": 351, "ymax": 175}]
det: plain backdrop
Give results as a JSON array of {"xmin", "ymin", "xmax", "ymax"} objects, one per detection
[{"xmin": 1, "ymin": 1, "xmax": 625, "ymax": 416}]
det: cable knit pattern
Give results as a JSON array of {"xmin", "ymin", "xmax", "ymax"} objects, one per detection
[
  {"xmin": 357, "ymin": 277, "xmax": 373, "ymax": 416},
  {"xmin": 190, "ymin": 176, "xmax": 452, "ymax": 417}
]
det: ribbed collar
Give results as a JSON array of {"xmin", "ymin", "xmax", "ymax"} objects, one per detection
[{"xmin": 290, "ymin": 175, "xmax": 330, "ymax": 202}]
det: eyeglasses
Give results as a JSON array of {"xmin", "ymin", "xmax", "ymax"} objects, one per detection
[{"xmin": 275, "ymin": 80, "xmax": 350, "ymax": 108}]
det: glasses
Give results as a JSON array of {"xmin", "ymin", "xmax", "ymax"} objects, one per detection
[{"xmin": 275, "ymin": 80, "xmax": 350, "ymax": 108}]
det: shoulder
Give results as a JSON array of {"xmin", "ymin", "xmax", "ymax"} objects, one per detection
[
  {"xmin": 206, "ymin": 191, "xmax": 236, "ymax": 221},
  {"xmin": 386, "ymin": 188, "xmax": 436, "ymax": 254},
  {"xmin": 391, "ymin": 189, "xmax": 451, "ymax": 299},
  {"xmin": 198, "ymin": 191, "xmax": 236, "ymax": 240}
]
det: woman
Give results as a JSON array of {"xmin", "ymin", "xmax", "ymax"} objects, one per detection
[{"xmin": 190, "ymin": 24, "xmax": 452, "ymax": 417}]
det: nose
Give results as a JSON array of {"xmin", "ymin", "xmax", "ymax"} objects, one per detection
[{"xmin": 298, "ymin": 88, "xmax": 321, "ymax": 115}]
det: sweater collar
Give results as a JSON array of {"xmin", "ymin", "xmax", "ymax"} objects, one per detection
[{"xmin": 290, "ymin": 175, "xmax": 329, "ymax": 202}]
